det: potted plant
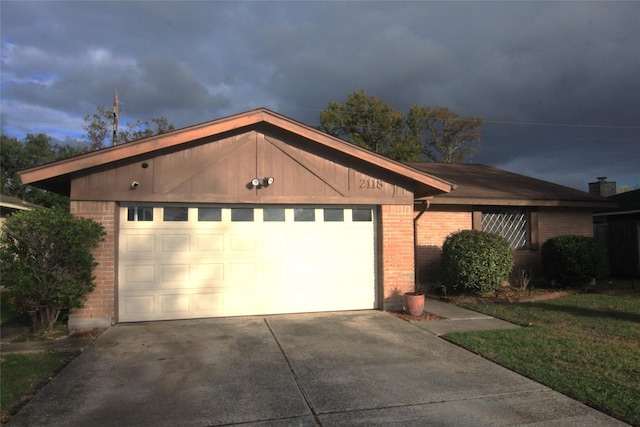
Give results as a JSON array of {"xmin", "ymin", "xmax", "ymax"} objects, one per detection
[{"xmin": 402, "ymin": 283, "xmax": 425, "ymax": 317}]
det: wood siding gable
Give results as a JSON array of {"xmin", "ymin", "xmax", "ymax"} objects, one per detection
[{"xmin": 71, "ymin": 127, "xmax": 415, "ymax": 204}]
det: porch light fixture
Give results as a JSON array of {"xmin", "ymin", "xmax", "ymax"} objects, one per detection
[{"xmin": 250, "ymin": 177, "xmax": 275, "ymax": 188}]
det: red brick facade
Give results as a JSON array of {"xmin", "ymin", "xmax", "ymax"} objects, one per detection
[
  {"xmin": 414, "ymin": 205, "xmax": 594, "ymax": 288},
  {"xmin": 380, "ymin": 204, "xmax": 416, "ymax": 310},
  {"xmin": 69, "ymin": 201, "xmax": 117, "ymax": 329}
]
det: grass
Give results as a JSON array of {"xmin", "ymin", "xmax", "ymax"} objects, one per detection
[
  {"xmin": 0, "ymin": 353, "xmax": 76, "ymax": 417},
  {"xmin": 445, "ymin": 292, "xmax": 640, "ymax": 425}
]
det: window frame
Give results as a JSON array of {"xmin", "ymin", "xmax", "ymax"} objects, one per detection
[{"xmin": 473, "ymin": 207, "xmax": 538, "ymax": 250}]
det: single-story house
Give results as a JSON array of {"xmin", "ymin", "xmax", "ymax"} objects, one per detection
[
  {"xmin": 19, "ymin": 109, "xmax": 613, "ymax": 329},
  {"xmin": 0, "ymin": 194, "xmax": 42, "ymax": 229}
]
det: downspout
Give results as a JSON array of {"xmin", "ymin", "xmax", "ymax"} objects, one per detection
[{"xmin": 413, "ymin": 199, "xmax": 431, "ymax": 293}]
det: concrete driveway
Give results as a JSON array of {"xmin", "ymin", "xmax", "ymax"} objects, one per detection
[{"xmin": 8, "ymin": 311, "xmax": 625, "ymax": 426}]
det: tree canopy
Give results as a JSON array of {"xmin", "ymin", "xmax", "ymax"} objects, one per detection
[
  {"xmin": 83, "ymin": 105, "xmax": 174, "ymax": 150},
  {"xmin": 319, "ymin": 89, "xmax": 483, "ymax": 163},
  {"xmin": 0, "ymin": 134, "xmax": 84, "ymax": 209}
]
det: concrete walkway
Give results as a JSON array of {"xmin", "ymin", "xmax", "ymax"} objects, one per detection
[
  {"xmin": 6, "ymin": 310, "xmax": 626, "ymax": 426},
  {"xmin": 418, "ymin": 298, "xmax": 522, "ymax": 336}
]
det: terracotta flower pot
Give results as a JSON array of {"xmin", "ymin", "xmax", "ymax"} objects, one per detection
[{"xmin": 403, "ymin": 292, "xmax": 425, "ymax": 317}]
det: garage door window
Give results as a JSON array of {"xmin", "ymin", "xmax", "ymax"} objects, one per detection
[
  {"xmin": 127, "ymin": 206, "xmax": 153, "ymax": 222},
  {"xmin": 324, "ymin": 208, "xmax": 344, "ymax": 222},
  {"xmin": 352, "ymin": 208, "xmax": 372, "ymax": 222},
  {"xmin": 294, "ymin": 208, "xmax": 315, "ymax": 222},
  {"xmin": 198, "ymin": 207, "xmax": 222, "ymax": 222},
  {"xmin": 231, "ymin": 208, "xmax": 254, "ymax": 222},
  {"xmin": 164, "ymin": 207, "xmax": 189, "ymax": 221},
  {"xmin": 263, "ymin": 208, "xmax": 285, "ymax": 222}
]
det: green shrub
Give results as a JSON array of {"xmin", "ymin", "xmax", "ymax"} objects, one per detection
[
  {"xmin": 441, "ymin": 230, "xmax": 514, "ymax": 295},
  {"xmin": 0, "ymin": 207, "xmax": 105, "ymax": 331},
  {"xmin": 541, "ymin": 235, "xmax": 608, "ymax": 286}
]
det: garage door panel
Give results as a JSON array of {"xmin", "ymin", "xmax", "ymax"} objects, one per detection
[
  {"xmin": 122, "ymin": 264, "xmax": 155, "ymax": 286},
  {"xmin": 122, "ymin": 234, "xmax": 155, "ymax": 255},
  {"xmin": 229, "ymin": 262, "xmax": 256, "ymax": 281},
  {"xmin": 196, "ymin": 234, "xmax": 224, "ymax": 252},
  {"xmin": 260, "ymin": 261, "xmax": 289, "ymax": 281},
  {"xmin": 192, "ymin": 263, "xmax": 224, "ymax": 284},
  {"xmin": 160, "ymin": 234, "xmax": 190, "ymax": 253},
  {"xmin": 192, "ymin": 293, "xmax": 223, "ymax": 313},
  {"xmin": 159, "ymin": 294, "xmax": 191, "ymax": 313},
  {"xmin": 160, "ymin": 264, "xmax": 190, "ymax": 284},
  {"xmin": 229, "ymin": 234, "xmax": 256, "ymax": 252},
  {"xmin": 122, "ymin": 295, "xmax": 155, "ymax": 316},
  {"xmin": 119, "ymin": 206, "xmax": 376, "ymax": 322}
]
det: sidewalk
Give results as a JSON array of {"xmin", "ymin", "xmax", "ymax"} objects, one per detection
[{"xmin": 413, "ymin": 297, "xmax": 521, "ymax": 336}]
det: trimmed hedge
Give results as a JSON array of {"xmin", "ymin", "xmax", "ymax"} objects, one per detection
[
  {"xmin": 541, "ymin": 235, "xmax": 608, "ymax": 286},
  {"xmin": 441, "ymin": 230, "xmax": 514, "ymax": 295}
]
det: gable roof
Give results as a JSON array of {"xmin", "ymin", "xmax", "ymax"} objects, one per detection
[
  {"xmin": 405, "ymin": 163, "xmax": 614, "ymax": 208},
  {"xmin": 20, "ymin": 108, "xmax": 453, "ymax": 198}
]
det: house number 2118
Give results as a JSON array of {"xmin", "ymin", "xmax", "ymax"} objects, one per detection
[{"xmin": 359, "ymin": 178, "xmax": 384, "ymax": 189}]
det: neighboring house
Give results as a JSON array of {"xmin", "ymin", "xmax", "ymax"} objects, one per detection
[
  {"xmin": 0, "ymin": 194, "xmax": 41, "ymax": 229},
  {"xmin": 593, "ymin": 185, "xmax": 640, "ymax": 279},
  {"xmin": 19, "ymin": 109, "xmax": 613, "ymax": 330}
]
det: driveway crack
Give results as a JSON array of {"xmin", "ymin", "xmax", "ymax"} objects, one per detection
[{"xmin": 264, "ymin": 318, "xmax": 322, "ymax": 426}]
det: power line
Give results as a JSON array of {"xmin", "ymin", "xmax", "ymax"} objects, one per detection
[{"xmin": 484, "ymin": 120, "xmax": 640, "ymax": 130}]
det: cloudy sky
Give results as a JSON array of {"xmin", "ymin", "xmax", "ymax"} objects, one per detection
[{"xmin": 1, "ymin": 1, "xmax": 639, "ymax": 191}]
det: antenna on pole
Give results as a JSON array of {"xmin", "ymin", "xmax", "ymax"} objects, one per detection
[{"xmin": 113, "ymin": 90, "xmax": 119, "ymax": 146}]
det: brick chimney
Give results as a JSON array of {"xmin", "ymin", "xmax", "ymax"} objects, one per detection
[{"xmin": 589, "ymin": 177, "xmax": 616, "ymax": 197}]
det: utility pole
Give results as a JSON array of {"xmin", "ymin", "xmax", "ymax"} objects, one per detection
[{"xmin": 113, "ymin": 90, "xmax": 119, "ymax": 146}]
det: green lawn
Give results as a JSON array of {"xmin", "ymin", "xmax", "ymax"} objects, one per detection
[
  {"xmin": 1, "ymin": 353, "xmax": 75, "ymax": 416},
  {"xmin": 445, "ymin": 292, "xmax": 640, "ymax": 426}
]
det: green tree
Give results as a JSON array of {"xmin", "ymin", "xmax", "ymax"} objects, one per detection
[
  {"xmin": 83, "ymin": 105, "xmax": 175, "ymax": 150},
  {"xmin": 319, "ymin": 89, "xmax": 483, "ymax": 163},
  {"xmin": 415, "ymin": 105, "xmax": 483, "ymax": 163},
  {"xmin": 319, "ymin": 90, "xmax": 418, "ymax": 161},
  {"xmin": 0, "ymin": 134, "xmax": 83, "ymax": 209},
  {"xmin": 0, "ymin": 207, "xmax": 106, "ymax": 331}
]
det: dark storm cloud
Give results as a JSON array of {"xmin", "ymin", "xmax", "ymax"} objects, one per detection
[{"xmin": 1, "ymin": 1, "xmax": 638, "ymax": 189}]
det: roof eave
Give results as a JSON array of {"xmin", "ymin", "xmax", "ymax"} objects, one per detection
[{"xmin": 424, "ymin": 196, "xmax": 617, "ymax": 208}]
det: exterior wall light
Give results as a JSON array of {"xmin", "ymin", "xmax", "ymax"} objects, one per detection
[{"xmin": 250, "ymin": 177, "xmax": 275, "ymax": 188}]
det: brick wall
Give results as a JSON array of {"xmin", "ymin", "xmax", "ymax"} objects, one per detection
[
  {"xmin": 414, "ymin": 205, "xmax": 594, "ymax": 289},
  {"xmin": 538, "ymin": 207, "xmax": 593, "ymax": 242},
  {"xmin": 415, "ymin": 205, "xmax": 472, "ymax": 287},
  {"xmin": 380, "ymin": 204, "xmax": 415, "ymax": 310},
  {"xmin": 69, "ymin": 201, "xmax": 117, "ymax": 329}
]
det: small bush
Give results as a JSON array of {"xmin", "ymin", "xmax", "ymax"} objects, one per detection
[
  {"xmin": 441, "ymin": 230, "xmax": 514, "ymax": 295},
  {"xmin": 541, "ymin": 235, "xmax": 608, "ymax": 286},
  {"xmin": 0, "ymin": 207, "xmax": 106, "ymax": 331}
]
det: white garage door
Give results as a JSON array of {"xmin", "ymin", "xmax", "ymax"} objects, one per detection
[{"xmin": 118, "ymin": 205, "xmax": 377, "ymax": 322}]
